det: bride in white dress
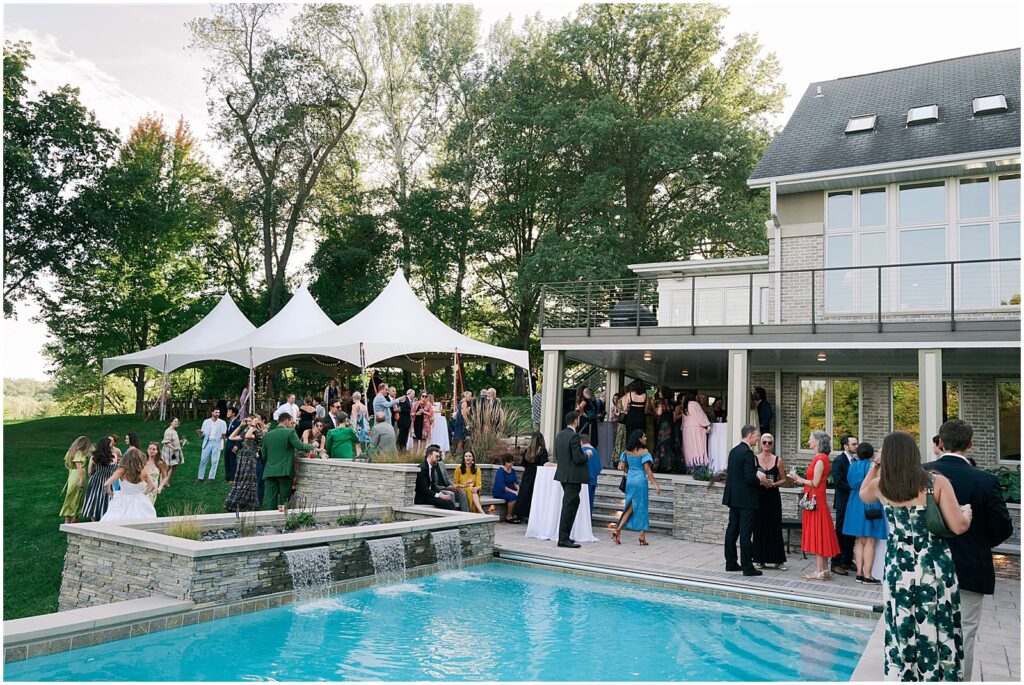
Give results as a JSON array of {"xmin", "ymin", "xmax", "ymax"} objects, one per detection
[{"xmin": 101, "ymin": 447, "xmax": 158, "ymax": 521}]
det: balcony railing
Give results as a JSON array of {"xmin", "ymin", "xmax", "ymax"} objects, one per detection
[{"xmin": 539, "ymin": 257, "xmax": 1021, "ymax": 335}]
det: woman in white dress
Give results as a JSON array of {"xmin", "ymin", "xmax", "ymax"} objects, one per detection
[
  {"xmin": 101, "ymin": 447, "xmax": 158, "ymax": 521},
  {"xmin": 144, "ymin": 443, "xmax": 168, "ymax": 506}
]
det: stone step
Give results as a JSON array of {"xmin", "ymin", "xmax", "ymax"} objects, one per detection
[{"xmin": 591, "ymin": 513, "xmax": 674, "ymax": 532}]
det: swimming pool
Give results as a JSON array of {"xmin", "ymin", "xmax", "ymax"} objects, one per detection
[{"xmin": 5, "ymin": 563, "xmax": 873, "ymax": 681}]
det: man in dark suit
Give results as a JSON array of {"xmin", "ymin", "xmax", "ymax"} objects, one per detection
[
  {"xmin": 830, "ymin": 435, "xmax": 858, "ymax": 575},
  {"xmin": 723, "ymin": 424, "xmax": 768, "ymax": 576},
  {"xmin": 397, "ymin": 389, "xmax": 415, "ymax": 451},
  {"xmin": 924, "ymin": 420, "xmax": 1013, "ymax": 681},
  {"xmin": 554, "ymin": 410, "xmax": 589, "ymax": 548},
  {"xmin": 224, "ymin": 406, "xmax": 242, "ymax": 483},
  {"xmin": 414, "ymin": 445, "xmax": 457, "ymax": 510}
]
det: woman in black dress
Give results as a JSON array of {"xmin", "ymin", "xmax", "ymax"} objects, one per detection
[
  {"xmin": 224, "ymin": 415, "xmax": 264, "ymax": 512},
  {"xmin": 752, "ymin": 433, "xmax": 787, "ymax": 570},
  {"xmin": 575, "ymin": 386, "xmax": 599, "ymax": 448},
  {"xmin": 653, "ymin": 398, "xmax": 677, "ymax": 473},
  {"xmin": 296, "ymin": 397, "xmax": 317, "ymax": 437},
  {"xmin": 513, "ymin": 432, "xmax": 549, "ymax": 521},
  {"xmin": 621, "ymin": 380, "xmax": 649, "ymax": 438},
  {"xmin": 82, "ymin": 437, "xmax": 117, "ymax": 521}
]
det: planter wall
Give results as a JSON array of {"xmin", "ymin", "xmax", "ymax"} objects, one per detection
[
  {"xmin": 1005, "ymin": 504, "xmax": 1021, "ymax": 549},
  {"xmin": 58, "ymin": 506, "xmax": 495, "ymax": 612},
  {"xmin": 294, "ymin": 459, "xmax": 519, "ymax": 508}
]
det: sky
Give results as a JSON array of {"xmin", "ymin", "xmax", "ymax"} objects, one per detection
[{"xmin": 3, "ymin": 1, "xmax": 1021, "ymax": 381}]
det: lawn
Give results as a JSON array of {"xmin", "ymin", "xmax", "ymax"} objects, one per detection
[{"xmin": 3, "ymin": 414, "xmax": 235, "ymax": 620}]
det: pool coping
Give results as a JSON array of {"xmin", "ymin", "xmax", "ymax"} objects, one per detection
[
  {"xmin": 495, "ymin": 554, "xmax": 881, "ymax": 619},
  {"xmin": 3, "ymin": 554, "xmax": 493, "ymax": 665}
]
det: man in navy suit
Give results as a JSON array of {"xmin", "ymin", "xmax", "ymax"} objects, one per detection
[{"xmin": 924, "ymin": 420, "xmax": 1013, "ymax": 681}]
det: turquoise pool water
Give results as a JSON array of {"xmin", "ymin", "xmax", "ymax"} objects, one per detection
[{"xmin": 6, "ymin": 563, "xmax": 873, "ymax": 681}]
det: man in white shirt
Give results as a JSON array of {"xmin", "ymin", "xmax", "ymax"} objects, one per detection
[
  {"xmin": 273, "ymin": 394, "xmax": 299, "ymax": 422},
  {"xmin": 196, "ymin": 408, "xmax": 228, "ymax": 482},
  {"xmin": 372, "ymin": 384, "xmax": 400, "ymax": 425}
]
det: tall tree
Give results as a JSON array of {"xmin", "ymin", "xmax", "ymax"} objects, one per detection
[
  {"xmin": 189, "ymin": 4, "xmax": 369, "ymax": 319},
  {"xmin": 42, "ymin": 116, "xmax": 219, "ymax": 413},
  {"xmin": 3, "ymin": 40, "xmax": 116, "ymax": 317}
]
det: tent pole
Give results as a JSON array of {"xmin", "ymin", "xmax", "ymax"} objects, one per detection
[
  {"xmin": 248, "ymin": 347, "xmax": 256, "ymax": 418},
  {"xmin": 99, "ymin": 370, "xmax": 105, "ymax": 416},
  {"xmin": 360, "ymin": 343, "xmax": 368, "ymax": 421},
  {"xmin": 452, "ymin": 351, "xmax": 458, "ymax": 412},
  {"xmin": 159, "ymin": 355, "xmax": 169, "ymax": 422}
]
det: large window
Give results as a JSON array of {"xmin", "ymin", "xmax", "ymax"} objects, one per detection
[
  {"xmin": 997, "ymin": 380, "xmax": 1021, "ymax": 462},
  {"xmin": 823, "ymin": 174, "xmax": 1020, "ymax": 315},
  {"xmin": 825, "ymin": 188, "xmax": 887, "ymax": 313},
  {"xmin": 799, "ymin": 378, "xmax": 861, "ymax": 451},
  {"xmin": 957, "ymin": 174, "xmax": 1021, "ymax": 309},
  {"xmin": 890, "ymin": 379, "xmax": 962, "ymax": 442}
]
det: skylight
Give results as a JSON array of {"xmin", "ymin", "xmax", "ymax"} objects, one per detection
[
  {"xmin": 907, "ymin": 104, "xmax": 939, "ymax": 126},
  {"xmin": 845, "ymin": 114, "xmax": 877, "ymax": 134},
  {"xmin": 972, "ymin": 94, "xmax": 1008, "ymax": 115}
]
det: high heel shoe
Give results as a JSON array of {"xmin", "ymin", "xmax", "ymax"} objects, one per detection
[
  {"xmin": 612, "ymin": 529, "xmax": 621, "ymax": 545},
  {"xmin": 638, "ymin": 537, "xmax": 649, "ymax": 546}
]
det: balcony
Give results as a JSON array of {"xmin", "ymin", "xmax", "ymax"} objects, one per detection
[{"xmin": 539, "ymin": 258, "xmax": 1021, "ymax": 345}]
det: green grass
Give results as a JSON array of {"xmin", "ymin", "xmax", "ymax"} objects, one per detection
[{"xmin": 3, "ymin": 414, "xmax": 236, "ymax": 620}]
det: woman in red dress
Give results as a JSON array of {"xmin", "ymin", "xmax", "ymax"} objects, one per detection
[{"xmin": 788, "ymin": 430, "xmax": 840, "ymax": 580}]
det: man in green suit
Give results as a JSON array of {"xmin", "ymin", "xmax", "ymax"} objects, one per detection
[{"xmin": 261, "ymin": 413, "xmax": 319, "ymax": 510}]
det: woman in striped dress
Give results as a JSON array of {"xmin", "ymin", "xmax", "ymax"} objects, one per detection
[{"xmin": 82, "ymin": 437, "xmax": 116, "ymax": 521}]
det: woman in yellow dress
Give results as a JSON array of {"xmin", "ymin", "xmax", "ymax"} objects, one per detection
[
  {"xmin": 60, "ymin": 436, "xmax": 92, "ymax": 524},
  {"xmin": 452, "ymin": 450, "xmax": 484, "ymax": 513}
]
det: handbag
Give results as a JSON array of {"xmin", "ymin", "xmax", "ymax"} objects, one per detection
[
  {"xmin": 617, "ymin": 451, "xmax": 627, "ymax": 492},
  {"xmin": 925, "ymin": 473, "xmax": 956, "ymax": 538},
  {"xmin": 863, "ymin": 504, "xmax": 884, "ymax": 520},
  {"xmin": 798, "ymin": 492, "xmax": 817, "ymax": 511}
]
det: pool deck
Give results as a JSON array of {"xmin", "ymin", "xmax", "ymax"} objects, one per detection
[{"xmin": 494, "ymin": 524, "xmax": 1020, "ymax": 682}]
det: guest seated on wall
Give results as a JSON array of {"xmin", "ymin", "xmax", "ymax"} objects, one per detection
[
  {"xmin": 492, "ymin": 454, "xmax": 520, "ymax": 523},
  {"xmin": 453, "ymin": 450, "xmax": 484, "ymax": 513},
  {"xmin": 415, "ymin": 445, "xmax": 457, "ymax": 510}
]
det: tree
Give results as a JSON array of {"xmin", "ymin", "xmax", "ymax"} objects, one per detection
[
  {"xmin": 3, "ymin": 40, "xmax": 116, "ymax": 317},
  {"xmin": 189, "ymin": 4, "xmax": 369, "ymax": 319},
  {"xmin": 42, "ymin": 116, "xmax": 219, "ymax": 414}
]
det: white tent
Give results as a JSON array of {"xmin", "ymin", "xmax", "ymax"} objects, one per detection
[
  {"xmin": 251, "ymin": 269, "xmax": 530, "ymax": 373},
  {"xmin": 102, "ymin": 294, "xmax": 256, "ymax": 375},
  {"xmin": 177, "ymin": 285, "xmax": 337, "ymax": 371}
]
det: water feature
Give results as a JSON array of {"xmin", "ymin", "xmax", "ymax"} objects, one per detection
[
  {"xmin": 282, "ymin": 546, "xmax": 332, "ymax": 601},
  {"xmin": 366, "ymin": 537, "xmax": 407, "ymax": 585},
  {"xmin": 430, "ymin": 529, "xmax": 463, "ymax": 571}
]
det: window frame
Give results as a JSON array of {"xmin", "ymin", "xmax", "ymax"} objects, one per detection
[
  {"xmin": 823, "ymin": 187, "xmax": 888, "ymax": 313},
  {"xmin": 996, "ymin": 377, "xmax": 1022, "ymax": 464},
  {"xmin": 797, "ymin": 376, "xmax": 863, "ymax": 454},
  {"xmin": 888, "ymin": 378, "xmax": 965, "ymax": 441}
]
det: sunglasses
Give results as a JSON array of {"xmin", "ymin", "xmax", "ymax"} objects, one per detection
[{"xmin": 761, "ymin": 440, "xmax": 773, "ymax": 444}]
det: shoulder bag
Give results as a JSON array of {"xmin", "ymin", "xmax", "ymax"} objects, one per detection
[
  {"xmin": 618, "ymin": 451, "xmax": 627, "ymax": 492},
  {"xmin": 925, "ymin": 473, "xmax": 956, "ymax": 538}
]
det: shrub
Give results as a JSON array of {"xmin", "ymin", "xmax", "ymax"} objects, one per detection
[
  {"xmin": 988, "ymin": 466, "xmax": 1021, "ymax": 504},
  {"xmin": 165, "ymin": 502, "xmax": 205, "ymax": 540},
  {"xmin": 381, "ymin": 509, "xmax": 397, "ymax": 524},
  {"xmin": 285, "ymin": 511, "xmax": 318, "ymax": 531},
  {"xmin": 236, "ymin": 511, "xmax": 257, "ymax": 537},
  {"xmin": 690, "ymin": 465, "xmax": 713, "ymax": 482},
  {"xmin": 336, "ymin": 503, "xmax": 367, "ymax": 527},
  {"xmin": 368, "ymin": 449, "xmax": 422, "ymax": 464}
]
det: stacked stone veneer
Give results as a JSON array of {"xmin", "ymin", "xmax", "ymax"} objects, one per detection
[
  {"xmin": 58, "ymin": 509, "xmax": 495, "ymax": 612},
  {"xmin": 294, "ymin": 459, "xmax": 517, "ymax": 507},
  {"xmin": 671, "ymin": 476, "xmax": 808, "ymax": 546}
]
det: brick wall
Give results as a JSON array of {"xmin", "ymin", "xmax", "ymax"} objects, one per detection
[{"xmin": 778, "ymin": 235, "xmax": 823, "ymax": 324}]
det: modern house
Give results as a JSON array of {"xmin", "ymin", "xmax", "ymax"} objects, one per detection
[{"xmin": 538, "ymin": 49, "xmax": 1021, "ymax": 469}]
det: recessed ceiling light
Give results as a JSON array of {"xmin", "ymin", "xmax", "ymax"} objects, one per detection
[
  {"xmin": 643, "ymin": 351, "xmax": 652, "ymax": 362},
  {"xmin": 681, "ymin": 369, "xmax": 689, "ymax": 377},
  {"xmin": 817, "ymin": 352, "xmax": 827, "ymax": 363}
]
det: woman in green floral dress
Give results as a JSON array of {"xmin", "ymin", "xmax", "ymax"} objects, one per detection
[{"xmin": 860, "ymin": 431, "xmax": 973, "ymax": 681}]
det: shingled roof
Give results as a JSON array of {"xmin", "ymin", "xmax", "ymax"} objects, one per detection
[{"xmin": 749, "ymin": 49, "xmax": 1021, "ymax": 185}]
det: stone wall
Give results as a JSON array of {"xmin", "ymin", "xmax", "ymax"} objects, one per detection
[
  {"xmin": 294, "ymin": 460, "xmax": 417, "ymax": 508},
  {"xmin": 59, "ymin": 509, "xmax": 495, "ymax": 611},
  {"xmin": 671, "ymin": 476, "xmax": 808, "ymax": 546},
  {"xmin": 294, "ymin": 460, "xmax": 517, "ymax": 508}
]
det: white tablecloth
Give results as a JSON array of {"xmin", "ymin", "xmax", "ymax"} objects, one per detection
[
  {"xmin": 525, "ymin": 466, "xmax": 598, "ymax": 543},
  {"xmin": 431, "ymin": 413, "xmax": 450, "ymax": 455},
  {"xmin": 708, "ymin": 423, "xmax": 729, "ymax": 473}
]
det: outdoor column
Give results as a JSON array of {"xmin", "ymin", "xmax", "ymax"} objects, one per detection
[
  {"xmin": 918, "ymin": 348, "xmax": 943, "ymax": 459},
  {"xmin": 605, "ymin": 368, "xmax": 622, "ymax": 403},
  {"xmin": 540, "ymin": 349, "xmax": 565, "ymax": 452},
  {"xmin": 726, "ymin": 349, "xmax": 750, "ymax": 447}
]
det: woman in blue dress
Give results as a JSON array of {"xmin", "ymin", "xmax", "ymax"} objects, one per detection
[
  {"xmin": 612, "ymin": 429, "xmax": 662, "ymax": 545},
  {"xmin": 492, "ymin": 455, "xmax": 520, "ymax": 523},
  {"xmin": 843, "ymin": 441, "xmax": 888, "ymax": 584}
]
